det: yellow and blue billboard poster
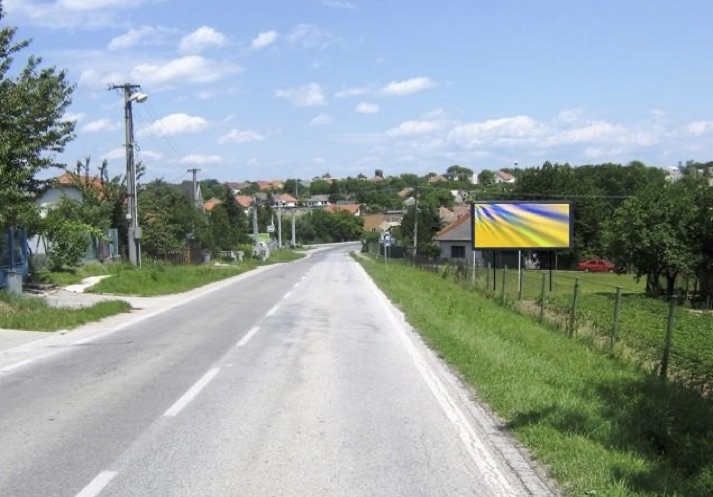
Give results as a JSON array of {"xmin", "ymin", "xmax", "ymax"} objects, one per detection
[{"xmin": 471, "ymin": 202, "xmax": 572, "ymax": 250}]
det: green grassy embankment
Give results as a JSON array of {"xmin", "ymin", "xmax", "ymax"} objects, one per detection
[{"xmin": 358, "ymin": 256, "xmax": 713, "ymax": 497}]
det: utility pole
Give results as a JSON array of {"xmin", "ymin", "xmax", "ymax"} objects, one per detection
[
  {"xmin": 291, "ymin": 210, "xmax": 296, "ymax": 248},
  {"xmin": 252, "ymin": 195, "xmax": 259, "ymax": 254},
  {"xmin": 277, "ymin": 201, "xmax": 283, "ymax": 248},
  {"xmin": 412, "ymin": 187, "xmax": 419, "ymax": 259},
  {"xmin": 187, "ymin": 168, "xmax": 202, "ymax": 209},
  {"xmin": 110, "ymin": 82, "xmax": 146, "ymax": 267}
]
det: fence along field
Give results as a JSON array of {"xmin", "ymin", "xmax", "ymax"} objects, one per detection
[{"xmin": 425, "ymin": 261, "xmax": 713, "ymax": 396}]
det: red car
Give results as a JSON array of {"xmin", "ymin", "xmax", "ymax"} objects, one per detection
[{"xmin": 577, "ymin": 259, "xmax": 615, "ymax": 272}]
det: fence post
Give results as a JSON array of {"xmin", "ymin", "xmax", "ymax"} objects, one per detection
[
  {"xmin": 660, "ymin": 298, "xmax": 677, "ymax": 380},
  {"xmin": 568, "ymin": 278, "xmax": 581, "ymax": 337},
  {"xmin": 486, "ymin": 262, "xmax": 491, "ymax": 293},
  {"xmin": 539, "ymin": 272, "xmax": 547, "ymax": 323},
  {"xmin": 501, "ymin": 265, "xmax": 508, "ymax": 301},
  {"xmin": 610, "ymin": 286, "xmax": 623, "ymax": 352},
  {"xmin": 471, "ymin": 251, "xmax": 477, "ymax": 288},
  {"xmin": 518, "ymin": 265, "xmax": 524, "ymax": 301}
]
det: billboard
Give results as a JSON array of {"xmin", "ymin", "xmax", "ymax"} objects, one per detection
[{"xmin": 471, "ymin": 202, "xmax": 572, "ymax": 250}]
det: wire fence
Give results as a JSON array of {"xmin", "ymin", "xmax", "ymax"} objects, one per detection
[{"xmin": 402, "ymin": 256, "xmax": 713, "ymax": 396}]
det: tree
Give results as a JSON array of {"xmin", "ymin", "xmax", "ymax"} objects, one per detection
[
  {"xmin": 295, "ymin": 210, "xmax": 364, "ymax": 244},
  {"xmin": 39, "ymin": 197, "xmax": 101, "ymax": 270},
  {"xmin": 400, "ymin": 203, "xmax": 442, "ymax": 254},
  {"xmin": 0, "ymin": 5, "xmax": 75, "ymax": 228},
  {"xmin": 138, "ymin": 180, "xmax": 204, "ymax": 257},
  {"xmin": 219, "ymin": 186, "xmax": 250, "ymax": 244},
  {"xmin": 477, "ymin": 170, "xmax": 496, "ymax": 186},
  {"xmin": 447, "ymin": 165, "xmax": 474, "ymax": 182},
  {"xmin": 603, "ymin": 179, "xmax": 698, "ymax": 296}
]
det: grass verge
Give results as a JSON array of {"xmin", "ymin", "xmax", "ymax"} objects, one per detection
[
  {"xmin": 358, "ymin": 256, "xmax": 713, "ymax": 497},
  {"xmin": 61, "ymin": 250, "xmax": 306, "ymax": 297},
  {"xmin": 0, "ymin": 291, "xmax": 131, "ymax": 332}
]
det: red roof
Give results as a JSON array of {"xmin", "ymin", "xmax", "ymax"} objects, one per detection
[
  {"xmin": 235, "ymin": 195, "xmax": 253, "ymax": 208},
  {"xmin": 275, "ymin": 193, "xmax": 298, "ymax": 203},
  {"xmin": 435, "ymin": 212, "xmax": 471, "ymax": 241},
  {"xmin": 56, "ymin": 172, "xmax": 103, "ymax": 190},
  {"xmin": 325, "ymin": 204, "xmax": 360, "ymax": 215},
  {"xmin": 203, "ymin": 198, "xmax": 222, "ymax": 211}
]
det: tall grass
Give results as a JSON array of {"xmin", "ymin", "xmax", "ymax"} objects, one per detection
[
  {"xmin": 0, "ymin": 291, "xmax": 130, "ymax": 331},
  {"xmin": 81, "ymin": 250, "xmax": 305, "ymax": 297},
  {"xmin": 359, "ymin": 256, "xmax": 713, "ymax": 497}
]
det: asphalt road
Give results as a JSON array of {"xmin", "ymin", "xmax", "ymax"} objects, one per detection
[{"xmin": 0, "ymin": 244, "xmax": 557, "ymax": 496}]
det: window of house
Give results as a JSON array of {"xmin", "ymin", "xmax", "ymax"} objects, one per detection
[{"xmin": 450, "ymin": 245, "xmax": 465, "ymax": 259}]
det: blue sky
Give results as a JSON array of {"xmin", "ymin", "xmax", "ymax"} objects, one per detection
[{"xmin": 5, "ymin": 0, "xmax": 713, "ymax": 183}]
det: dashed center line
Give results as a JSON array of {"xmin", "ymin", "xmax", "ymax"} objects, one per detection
[
  {"xmin": 266, "ymin": 304, "xmax": 280, "ymax": 316},
  {"xmin": 75, "ymin": 470, "xmax": 118, "ymax": 497},
  {"xmin": 164, "ymin": 367, "xmax": 220, "ymax": 417},
  {"xmin": 236, "ymin": 326, "xmax": 261, "ymax": 348}
]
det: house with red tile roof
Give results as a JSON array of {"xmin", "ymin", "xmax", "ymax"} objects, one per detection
[
  {"xmin": 325, "ymin": 203, "xmax": 362, "ymax": 216},
  {"xmin": 203, "ymin": 198, "xmax": 222, "ymax": 212},
  {"xmin": 495, "ymin": 170, "xmax": 515, "ymax": 183},
  {"xmin": 235, "ymin": 195, "xmax": 254, "ymax": 209},
  {"xmin": 273, "ymin": 193, "xmax": 298, "ymax": 208}
]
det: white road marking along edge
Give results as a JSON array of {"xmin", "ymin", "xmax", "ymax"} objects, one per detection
[
  {"xmin": 265, "ymin": 304, "xmax": 280, "ymax": 317},
  {"xmin": 163, "ymin": 367, "xmax": 220, "ymax": 417},
  {"xmin": 359, "ymin": 264, "xmax": 520, "ymax": 496},
  {"xmin": 75, "ymin": 471, "xmax": 118, "ymax": 497}
]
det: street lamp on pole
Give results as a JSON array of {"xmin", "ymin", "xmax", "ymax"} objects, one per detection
[{"xmin": 111, "ymin": 83, "xmax": 147, "ymax": 267}]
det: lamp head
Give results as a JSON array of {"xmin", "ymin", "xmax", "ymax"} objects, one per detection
[{"xmin": 129, "ymin": 92, "xmax": 148, "ymax": 103}]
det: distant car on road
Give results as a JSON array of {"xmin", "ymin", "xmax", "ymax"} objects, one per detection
[{"xmin": 577, "ymin": 259, "xmax": 615, "ymax": 272}]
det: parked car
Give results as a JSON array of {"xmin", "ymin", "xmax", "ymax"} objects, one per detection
[{"xmin": 577, "ymin": 259, "xmax": 615, "ymax": 272}]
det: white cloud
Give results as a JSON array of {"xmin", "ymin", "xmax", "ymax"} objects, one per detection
[
  {"xmin": 311, "ymin": 114, "xmax": 333, "ymax": 126},
  {"xmin": 179, "ymin": 26, "xmax": 228, "ymax": 54},
  {"xmin": 446, "ymin": 114, "xmax": 658, "ymax": 153},
  {"xmin": 276, "ymin": 83, "xmax": 326, "ymax": 107},
  {"xmin": 548, "ymin": 121, "xmax": 620, "ymax": 145},
  {"xmin": 355, "ymin": 102, "xmax": 379, "ymax": 114},
  {"xmin": 132, "ymin": 55, "xmax": 236, "ymax": 85},
  {"xmin": 108, "ymin": 26, "xmax": 166, "ymax": 50},
  {"xmin": 60, "ymin": 0, "xmax": 139, "ymax": 10},
  {"xmin": 287, "ymin": 24, "xmax": 334, "ymax": 49},
  {"xmin": 381, "ymin": 77, "xmax": 436, "ymax": 96},
  {"xmin": 251, "ymin": 31, "xmax": 279, "ymax": 49},
  {"xmin": 181, "ymin": 154, "xmax": 223, "ymax": 165},
  {"xmin": 386, "ymin": 120, "xmax": 440, "ymax": 136},
  {"xmin": 335, "ymin": 86, "xmax": 368, "ymax": 98},
  {"xmin": 140, "ymin": 113, "xmax": 209, "ymax": 137},
  {"xmin": 5, "ymin": 0, "xmax": 145, "ymax": 29},
  {"xmin": 81, "ymin": 118, "xmax": 121, "ymax": 133},
  {"xmin": 448, "ymin": 116, "xmax": 547, "ymax": 147},
  {"xmin": 322, "ymin": 0, "xmax": 356, "ymax": 9},
  {"xmin": 686, "ymin": 121, "xmax": 713, "ymax": 136},
  {"xmin": 218, "ymin": 129, "xmax": 265, "ymax": 144}
]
